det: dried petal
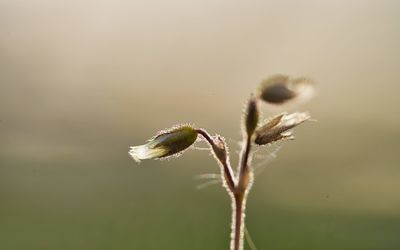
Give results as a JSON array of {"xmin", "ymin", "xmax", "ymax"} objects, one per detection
[{"xmin": 254, "ymin": 112, "xmax": 310, "ymax": 145}]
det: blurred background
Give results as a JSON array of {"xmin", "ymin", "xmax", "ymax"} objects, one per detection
[{"xmin": 1, "ymin": 1, "xmax": 400, "ymax": 249}]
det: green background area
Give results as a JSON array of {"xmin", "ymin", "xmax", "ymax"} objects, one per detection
[{"xmin": 1, "ymin": 1, "xmax": 400, "ymax": 249}]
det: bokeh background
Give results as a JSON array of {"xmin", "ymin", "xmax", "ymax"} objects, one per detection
[{"xmin": 1, "ymin": 1, "xmax": 400, "ymax": 249}]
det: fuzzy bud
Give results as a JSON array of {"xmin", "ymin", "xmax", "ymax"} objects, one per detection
[
  {"xmin": 129, "ymin": 125, "xmax": 198, "ymax": 162},
  {"xmin": 258, "ymin": 74, "xmax": 314, "ymax": 105},
  {"xmin": 244, "ymin": 96, "xmax": 259, "ymax": 137}
]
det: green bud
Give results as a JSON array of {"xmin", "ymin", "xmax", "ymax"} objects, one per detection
[
  {"xmin": 244, "ymin": 96, "xmax": 259, "ymax": 136},
  {"xmin": 258, "ymin": 74, "xmax": 314, "ymax": 105},
  {"xmin": 254, "ymin": 112, "xmax": 310, "ymax": 145},
  {"xmin": 129, "ymin": 125, "xmax": 198, "ymax": 162}
]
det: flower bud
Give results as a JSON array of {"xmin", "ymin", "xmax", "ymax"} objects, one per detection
[
  {"xmin": 244, "ymin": 96, "xmax": 259, "ymax": 137},
  {"xmin": 254, "ymin": 112, "xmax": 310, "ymax": 145},
  {"xmin": 258, "ymin": 74, "xmax": 314, "ymax": 105},
  {"xmin": 211, "ymin": 135, "xmax": 228, "ymax": 163},
  {"xmin": 129, "ymin": 125, "xmax": 198, "ymax": 162}
]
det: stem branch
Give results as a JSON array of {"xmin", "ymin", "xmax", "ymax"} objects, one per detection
[
  {"xmin": 197, "ymin": 128, "xmax": 253, "ymax": 250},
  {"xmin": 239, "ymin": 135, "xmax": 252, "ymax": 178},
  {"xmin": 196, "ymin": 128, "xmax": 236, "ymax": 191},
  {"xmin": 233, "ymin": 134, "xmax": 253, "ymax": 250}
]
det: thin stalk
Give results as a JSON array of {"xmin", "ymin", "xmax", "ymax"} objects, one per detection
[
  {"xmin": 233, "ymin": 134, "xmax": 253, "ymax": 250},
  {"xmin": 197, "ymin": 128, "xmax": 253, "ymax": 250},
  {"xmin": 244, "ymin": 226, "xmax": 258, "ymax": 250},
  {"xmin": 239, "ymin": 135, "xmax": 252, "ymax": 182},
  {"xmin": 232, "ymin": 194, "xmax": 246, "ymax": 250},
  {"xmin": 196, "ymin": 128, "xmax": 236, "ymax": 191}
]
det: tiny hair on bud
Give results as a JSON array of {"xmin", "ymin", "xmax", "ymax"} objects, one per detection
[
  {"xmin": 244, "ymin": 96, "xmax": 259, "ymax": 137},
  {"xmin": 129, "ymin": 125, "xmax": 198, "ymax": 162}
]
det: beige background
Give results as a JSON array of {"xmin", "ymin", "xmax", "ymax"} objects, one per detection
[{"xmin": 1, "ymin": 1, "xmax": 399, "ymax": 249}]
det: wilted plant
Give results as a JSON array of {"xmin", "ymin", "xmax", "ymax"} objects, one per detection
[{"xmin": 129, "ymin": 74, "xmax": 314, "ymax": 250}]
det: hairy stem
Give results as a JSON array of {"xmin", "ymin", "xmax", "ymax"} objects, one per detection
[
  {"xmin": 233, "ymin": 133, "xmax": 253, "ymax": 250},
  {"xmin": 232, "ymin": 194, "xmax": 246, "ymax": 250},
  {"xmin": 197, "ymin": 128, "xmax": 253, "ymax": 250},
  {"xmin": 196, "ymin": 128, "xmax": 236, "ymax": 191},
  {"xmin": 239, "ymin": 135, "xmax": 252, "ymax": 186}
]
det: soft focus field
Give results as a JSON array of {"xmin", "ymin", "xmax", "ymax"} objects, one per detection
[{"xmin": 1, "ymin": 1, "xmax": 400, "ymax": 249}]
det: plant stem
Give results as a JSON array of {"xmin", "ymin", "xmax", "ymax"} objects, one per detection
[
  {"xmin": 233, "ymin": 134, "xmax": 253, "ymax": 250},
  {"xmin": 196, "ymin": 128, "xmax": 236, "ymax": 191},
  {"xmin": 196, "ymin": 128, "xmax": 252, "ymax": 250},
  {"xmin": 232, "ymin": 193, "xmax": 246, "ymax": 250},
  {"xmin": 239, "ymin": 136, "xmax": 252, "ymax": 177}
]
